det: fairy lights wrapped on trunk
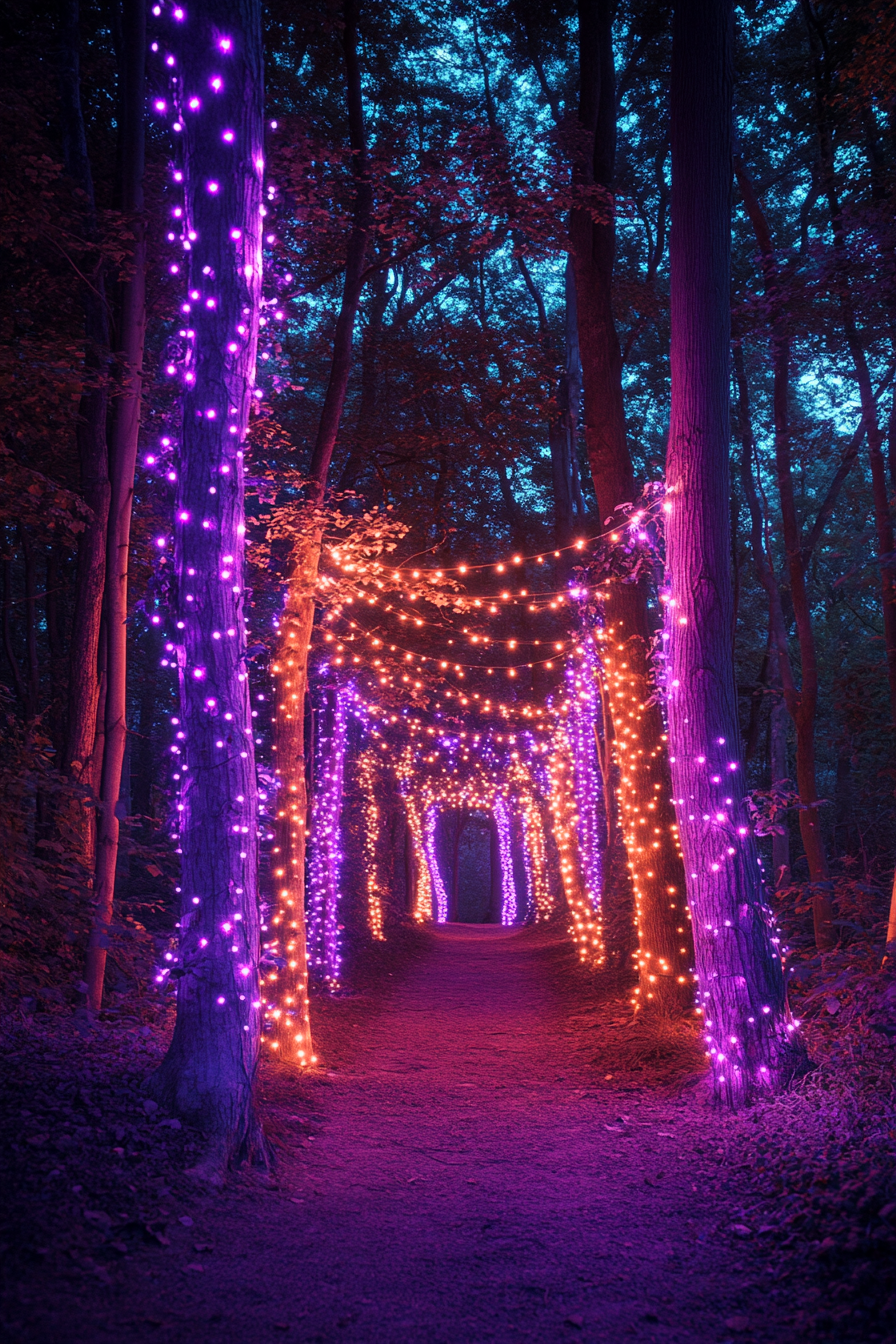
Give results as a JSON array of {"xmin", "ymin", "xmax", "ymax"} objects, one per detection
[
  {"xmin": 146, "ymin": 0, "xmax": 269, "ymax": 1154},
  {"xmin": 565, "ymin": 635, "xmax": 605, "ymax": 915},
  {"xmin": 492, "ymin": 795, "xmax": 517, "ymax": 925},
  {"xmin": 356, "ymin": 748, "xmax": 385, "ymax": 939},
  {"xmin": 306, "ymin": 682, "xmax": 350, "ymax": 989},
  {"xmin": 424, "ymin": 805, "xmax": 451, "ymax": 923}
]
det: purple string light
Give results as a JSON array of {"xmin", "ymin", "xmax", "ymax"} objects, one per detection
[
  {"xmin": 306, "ymin": 683, "xmax": 351, "ymax": 990},
  {"xmin": 565, "ymin": 637, "xmax": 604, "ymax": 915}
]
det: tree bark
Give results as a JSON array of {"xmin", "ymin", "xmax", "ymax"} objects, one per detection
[
  {"xmin": 665, "ymin": 0, "xmax": 803, "ymax": 1104},
  {"xmin": 306, "ymin": 683, "xmax": 349, "ymax": 986},
  {"xmin": 18, "ymin": 527, "xmax": 40, "ymax": 723},
  {"xmin": 86, "ymin": 0, "xmax": 147, "ymax": 1014},
  {"xmin": 269, "ymin": 535, "xmax": 316, "ymax": 1056},
  {"xmin": 768, "ymin": 648, "xmax": 792, "ymax": 889},
  {"xmin": 336, "ymin": 262, "xmax": 391, "ymax": 494},
  {"xmin": 516, "ymin": 252, "xmax": 576, "ymax": 544},
  {"xmin": 147, "ymin": 0, "xmax": 268, "ymax": 1173},
  {"xmin": 885, "ymin": 864, "xmax": 896, "ymax": 964},
  {"xmin": 270, "ymin": 0, "xmax": 372, "ymax": 1046},
  {"xmin": 2, "ymin": 551, "xmax": 27, "ymax": 711},
  {"xmin": 46, "ymin": 546, "xmax": 67, "ymax": 757},
  {"xmin": 489, "ymin": 814, "xmax": 503, "ymax": 925},
  {"xmin": 734, "ymin": 162, "xmax": 834, "ymax": 948},
  {"xmin": 571, "ymin": 0, "xmax": 691, "ymax": 1012},
  {"xmin": 802, "ymin": 0, "xmax": 896, "ymax": 727},
  {"xmin": 58, "ymin": 0, "xmax": 112, "ymax": 863}
]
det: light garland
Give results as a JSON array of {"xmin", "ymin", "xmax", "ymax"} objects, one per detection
[
  {"xmin": 597, "ymin": 620, "xmax": 691, "ymax": 1007},
  {"xmin": 306, "ymin": 683, "xmax": 350, "ymax": 990},
  {"xmin": 400, "ymin": 774, "xmax": 433, "ymax": 922},
  {"xmin": 423, "ymin": 805, "xmax": 451, "ymax": 923},
  {"xmin": 138, "ymin": 13, "xmax": 801, "ymax": 1115},
  {"xmin": 356, "ymin": 749, "xmax": 385, "ymax": 939},
  {"xmin": 492, "ymin": 795, "xmax": 517, "ymax": 926},
  {"xmin": 566, "ymin": 635, "xmax": 604, "ymax": 914},
  {"xmin": 547, "ymin": 727, "xmax": 604, "ymax": 964},
  {"xmin": 266, "ymin": 618, "xmax": 317, "ymax": 1060},
  {"xmin": 393, "ymin": 743, "xmax": 541, "ymax": 929},
  {"xmin": 147, "ymin": 0, "xmax": 271, "ymax": 1107},
  {"xmin": 508, "ymin": 758, "xmax": 552, "ymax": 921}
]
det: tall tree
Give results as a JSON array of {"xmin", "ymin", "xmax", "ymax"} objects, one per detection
[
  {"xmin": 801, "ymin": 0, "xmax": 896, "ymax": 730},
  {"xmin": 665, "ymin": 0, "xmax": 803, "ymax": 1103},
  {"xmin": 269, "ymin": 0, "xmax": 371, "ymax": 1061},
  {"xmin": 570, "ymin": 0, "xmax": 691, "ymax": 1012},
  {"xmin": 148, "ymin": 0, "xmax": 268, "ymax": 1172},
  {"xmin": 85, "ymin": 0, "xmax": 148, "ymax": 1013},
  {"xmin": 58, "ymin": 0, "xmax": 112, "ymax": 861},
  {"xmin": 730, "ymin": 173, "xmax": 834, "ymax": 949}
]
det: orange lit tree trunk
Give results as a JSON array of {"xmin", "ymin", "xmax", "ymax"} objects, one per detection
[
  {"xmin": 570, "ymin": 0, "xmax": 691, "ymax": 1012},
  {"xmin": 270, "ymin": 0, "xmax": 372, "ymax": 1056},
  {"xmin": 86, "ymin": 0, "xmax": 147, "ymax": 1012},
  {"xmin": 59, "ymin": 0, "xmax": 111, "ymax": 865},
  {"xmin": 665, "ymin": 0, "xmax": 804, "ymax": 1104}
]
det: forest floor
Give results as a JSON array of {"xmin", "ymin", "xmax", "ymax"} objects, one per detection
[{"xmin": 1, "ymin": 919, "xmax": 894, "ymax": 1344}]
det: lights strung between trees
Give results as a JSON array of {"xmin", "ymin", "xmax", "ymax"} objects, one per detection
[{"xmin": 136, "ymin": 18, "xmax": 797, "ymax": 1109}]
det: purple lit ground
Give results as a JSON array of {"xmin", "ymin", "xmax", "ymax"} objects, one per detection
[{"xmin": 2, "ymin": 923, "xmax": 828, "ymax": 1343}]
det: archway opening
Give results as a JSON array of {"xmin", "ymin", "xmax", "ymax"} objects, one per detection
[
  {"xmin": 430, "ymin": 806, "xmax": 520, "ymax": 925},
  {"xmin": 449, "ymin": 809, "xmax": 493, "ymax": 923}
]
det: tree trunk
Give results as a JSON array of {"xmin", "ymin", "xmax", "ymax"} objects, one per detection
[
  {"xmin": 768, "ymin": 648, "xmax": 792, "ymax": 889},
  {"xmin": 306, "ymin": 684, "xmax": 349, "ymax": 986},
  {"xmin": 734, "ymin": 162, "xmax": 834, "ymax": 948},
  {"xmin": 18, "ymin": 527, "xmax": 40, "ymax": 723},
  {"xmin": 802, "ymin": 0, "xmax": 896, "ymax": 727},
  {"xmin": 2, "ymin": 551, "xmax": 27, "ymax": 711},
  {"xmin": 336, "ymin": 261, "xmax": 390, "ymax": 494},
  {"xmin": 46, "ymin": 546, "xmax": 67, "ymax": 757},
  {"xmin": 58, "ymin": 0, "xmax": 111, "ymax": 863},
  {"xmin": 86, "ymin": 0, "xmax": 147, "ymax": 1014},
  {"xmin": 571, "ymin": 0, "xmax": 691, "ymax": 1013},
  {"xmin": 270, "ymin": 536, "xmax": 316, "ymax": 1057},
  {"xmin": 665, "ymin": 0, "xmax": 803, "ymax": 1105},
  {"xmin": 404, "ymin": 816, "xmax": 416, "ymax": 914},
  {"xmin": 147, "ymin": 0, "xmax": 267, "ymax": 1174},
  {"xmin": 516, "ymin": 251, "xmax": 575, "ymax": 544},
  {"xmin": 269, "ymin": 0, "xmax": 372, "ymax": 1044},
  {"xmin": 489, "ymin": 814, "xmax": 503, "ymax": 924},
  {"xmin": 565, "ymin": 258, "xmax": 587, "ymax": 524},
  {"xmin": 885, "ymin": 864, "xmax": 896, "ymax": 964},
  {"xmin": 888, "ymin": 380, "xmax": 896, "ymax": 494}
]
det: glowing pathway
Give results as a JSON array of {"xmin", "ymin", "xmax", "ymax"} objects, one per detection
[{"xmin": 45, "ymin": 924, "xmax": 796, "ymax": 1343}]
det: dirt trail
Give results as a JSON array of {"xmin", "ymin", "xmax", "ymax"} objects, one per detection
[{"xmin": 17, "ymin": 923, "xmax": 792, "ymax": 1344}]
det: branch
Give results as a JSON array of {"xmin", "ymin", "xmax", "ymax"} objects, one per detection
[
  {"xmin": 801, "ymin": 361, "xmax": 896, "ymax": 565},
  {"xmin": 515, "ymin": 253, "xmax": 548, "ymax": 333},
  {"xmin": 358, "ymin": 224, "xmax": 472, "ymax": 284},
  {"xmin": 520, "ymin": 20, "xmax": 562, "ymax": 124},
  {"xmin": 391, "ymin": 271, "xmax": 458, "ymax": 327}
]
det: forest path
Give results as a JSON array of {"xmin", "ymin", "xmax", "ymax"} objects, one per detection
[{"xmin": 32, "ymin": 922, "xmax": 791, "ymax": 1343}]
